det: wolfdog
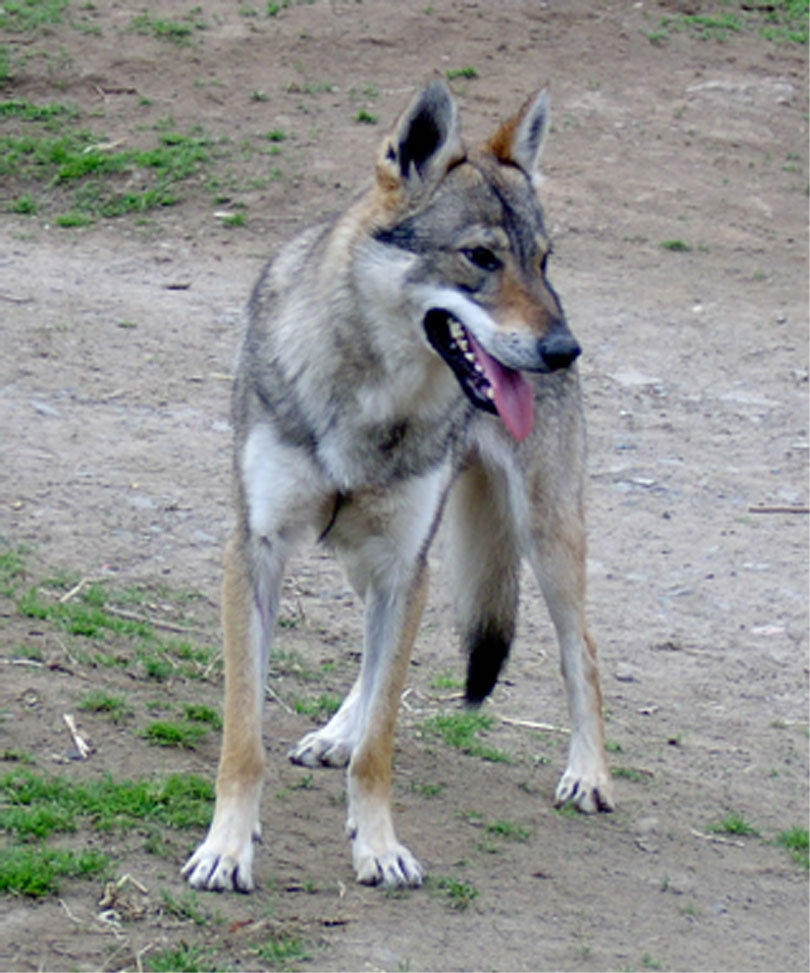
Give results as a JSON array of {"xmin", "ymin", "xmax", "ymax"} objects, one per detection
[{"xmin": 183, "ymin": 79, "xmax": 613, "ymax": 893}]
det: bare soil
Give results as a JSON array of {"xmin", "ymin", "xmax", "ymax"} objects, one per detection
[{"xmin": 1, "ymin": 2, "xmax": 808, "ymax": 971}]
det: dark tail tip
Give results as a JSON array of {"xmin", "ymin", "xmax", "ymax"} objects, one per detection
[{"xmin": 464, "ymin": 623, "xmax": 512, "ymax": 705}]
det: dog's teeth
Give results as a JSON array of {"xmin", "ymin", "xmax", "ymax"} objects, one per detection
[
  {"xmin": 449, "ymin": 320, "xmax": 464, "ymax": 341},
  {"xmin": 464, "ymin": 352, "xmax": 476, "ymax": 363},
  {"xmin": 485, "ymin": 386, "xmax": 495, "ymax": 400}
]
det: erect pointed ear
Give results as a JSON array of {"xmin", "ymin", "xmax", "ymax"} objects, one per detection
[
  {"xmin": 376, "ymin": 80, "xmax": 464, "ymax": 198},
  {"xmin": 485, "ymin": 88, "xmax": 550, "ymax": 181}
]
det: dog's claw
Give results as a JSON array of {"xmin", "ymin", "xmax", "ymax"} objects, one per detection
[
  {"xmin": 289, "ymin": 731, "xmax": 353, "ymax": 768},
  {"xmin": 354, "ymin": 846, "xmax": 423, "ymax": 888},
  {"xmin": 554, "ymin": 769, "xmax": 614, "ymax": 814}
]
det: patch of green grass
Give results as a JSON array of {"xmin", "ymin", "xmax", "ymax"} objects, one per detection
[
  {"xmin": 760, "ymin": 0, "xmax": 809, "ymax": 43},
  {"xmin": 660, "ymin": 238, "xmax": 692, "ymax": 252},
  {"xmin": 292, "ymin": 693, "xmax": 342, "ymax": 720},
  {"xmin": 158, "ymin": 888, "xmax": 213, "ymax": 925},
  {"xmin": 708, "ymin": 811, "xmax": 759, "ymax": 837},
  {"xmin": 0, "ymin": 545, "xmax": 27, "ymax": 596},
  {"xmin": 662, "ymin": 13, "xmax": 742, "ymax": 40},
  {"xmin": 0, "ymin": 0, "xmax": 70, "ymax": 33},
  {"xmin": 0, "ymin": 845, "xmax": 108, "ymax": 897},
  {"xmin": 129, "ymin": 12, "xmax": 200, "ymax": 45},
  {"xmin": 485, "ymin": 819, "xmax": 531, "ymax": 842},
  {"xmin": 0, "ymin": 769, "xmax": 213, "ymax": 840},
  {"xmin": 429, "ymin": 874, "xmax": 479, "ymax": 910},
  {"xmin": 143, "ymin": 719, "xmax": 209, "ymax": 749},
  {"xmin": 1, "ymin": 108, "xmax": 215, "ymax": 221},
  {"xmin": 265, "ymin": 128, "xmax": 288, "ymax": 142},
  {"xmin": 78, "ymin": 691, "xmax": 132, "ymax": 722},
  {"xmin": 429, "ymin": 669, "xmax": 463, "ymax": 691},
  {"xmin": 9, "ymin": 192, "xmax": 37, "ymax": 214},
  {"xmin": 355, "ymin": 109, "xmax": 378, "ymax": 124},
  {"xmin": 776, "ymin": 826, "xmax": 809, "ymax": 869},
  {"xmin": 184, "ymin": 704, "xmax": 222, "ymax": 730},
  {"xmin": 641, "ymin": 953, "xmax": 663, "ymax": 971},
  {"xmin": 446, "ymin": 67, "xmax": 479, "ymax": 79},
  {"xmin": 18, "ymin": 585, "xmax": 153, "ymax": 639},
  {"xmin": 255, "ymin": 932, "xmax": 311, "ymax": 968},
  {"xmin": 411, "ymin": 780, "xmax": 445, "ymax": 798},
  {"xmin": 611, "ymin": 766, "xmax": 650, "ymax": 784},
  {"xmin": 420, "ymin": 710, "xmax": 513, "ymax": 763},
  {"xmin": 146, "ymin": 943, "xmax": 218, "ymax": 973}
]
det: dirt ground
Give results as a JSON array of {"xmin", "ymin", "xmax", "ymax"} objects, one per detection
[{"xmin": 1, "ymin": 1, "xmax": 808, "ymax": 971}]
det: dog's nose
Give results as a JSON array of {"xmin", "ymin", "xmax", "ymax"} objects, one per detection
[{"xmin": 539, "ymin": 330, "xmax": 581, "ymax": 371}]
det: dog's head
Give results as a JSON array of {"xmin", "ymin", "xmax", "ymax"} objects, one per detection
[{"xmin": 369, "ymin": 80, "xmax": 578, "ymax": 442}]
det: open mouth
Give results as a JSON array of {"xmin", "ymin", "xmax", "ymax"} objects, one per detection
[{"xmin": 423, "ymin": 309, "xmax": 534, "ymax": 441}]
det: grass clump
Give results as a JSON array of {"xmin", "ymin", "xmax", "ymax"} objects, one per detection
[
  {"xmin": 420, "ymin": 710, "xmax": 513, "ymax": 763},
  {"xmin": 0, "ymin": 845, "xmax": 108, "ymax": 897},
  {"xmin": 776, "ymin": 826, "xmax": 809, "ymax": 869},
  {"xmin": 708, "ymin": 811, "xmax": 759, "ymax": 837},
  {"xmin": 429, "ymin": 874, "xmax": 479, "ymax": 910}
]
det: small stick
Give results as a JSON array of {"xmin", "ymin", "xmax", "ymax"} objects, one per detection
[
  {"xmin": 63, "ymin": 713, "xmax": 92, "ymax": 759},
  {"xmin": 498, "ymin": 714, "xmax": 571, "ymax": 735},
  {"xmin": 689, "ymin": 827, "xmax": 745, "ymax": 848},
  {"xmin": 748, "ymin": 506, "xmax": 809, "ymax": 515}
]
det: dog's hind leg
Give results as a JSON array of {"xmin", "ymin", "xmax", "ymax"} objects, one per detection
[
  {"xmin": 183, "ymin": 530, "xmax": 283, "ymax": 891},
  {"xmin": 445, "ymin": 457, "xmax": 521, "ymax": 705}
]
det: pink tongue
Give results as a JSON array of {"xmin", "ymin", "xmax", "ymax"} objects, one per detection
[{"xmin": 467, "ymin": 333, "xmax": 534, "ymax": 441}]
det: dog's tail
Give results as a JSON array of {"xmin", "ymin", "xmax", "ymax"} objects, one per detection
[
  {"xmin": 465, "ymin": 619, "xmax": 514, "ymax": 705},
  {"xmin": 445, "ymin": 459, "xmax": 520, "ymax": 706}
]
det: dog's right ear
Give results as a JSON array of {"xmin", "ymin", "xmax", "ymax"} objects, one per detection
[{"xmin": 376, "ymin": 80, "xmax": 464, "ymax": 200}]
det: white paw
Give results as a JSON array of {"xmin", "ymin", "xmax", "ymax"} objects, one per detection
[
  {"xmin": 352, "ymin": 840, "xmax": 424, "ymax": 888},
  {"xmin": 288, "ymin": 728, "xmax": 354, "ymax": 768},
  {"xmin": 554, "ymin": 763, "xmax": 614, "ymax": 813},
  {"xmin": 181, "ymin": 814, "xmax": 260, "ymax": 892}
]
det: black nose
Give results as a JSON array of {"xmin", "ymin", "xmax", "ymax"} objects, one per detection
[{"xmin": 539, "ymin": 330, "xmax": 581, "ymax": 371}]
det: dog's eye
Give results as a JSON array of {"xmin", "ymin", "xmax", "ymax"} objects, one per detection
[{"xmin": 462, "ymin": 246, "xmax": 501, "ymax": 272}]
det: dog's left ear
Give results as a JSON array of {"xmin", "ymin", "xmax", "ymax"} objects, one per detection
[
  {"xmin": 486, "ymin": 88, "xmax": 550, "ymax": 182},
  {"xmin": 377, "ymin": 80, "xmax": 464, "ymax": 199}
]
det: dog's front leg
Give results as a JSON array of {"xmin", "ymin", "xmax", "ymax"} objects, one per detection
[
  {"xmin": 183, "ymin": 532, "xmax": 281, "ymax": 891},
  {"xmin": 346, "ymin": 563, "xmax": 428, "ymax": 887},
  {"xmin": 528, "ymin": 517, "xmax": 614, "ymax": 815}
]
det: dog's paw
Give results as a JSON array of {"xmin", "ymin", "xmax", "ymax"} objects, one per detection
[
  {"xmin": 288, "ymin": 729, "xmax": 353, "ymax": 768},
  {"xmin": 182, "ymin": 825, "xmax": 259, "ymax": 892},
  {"xmin": 554, "ymin": 765, "xmax": 614, "ymax": 814},
  {"xmin": 352, "ymin": 842, "xmax": 424, "ymax": 888}
]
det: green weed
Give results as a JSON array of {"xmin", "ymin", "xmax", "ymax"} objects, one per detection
[
  {"xmin": 411, "ymin": 780, "xmax": 445, "ymax": 798},
  {"xmin": 0, "ymin": 769, "xmax": 213, "ymax": 840},
  {"xmin": 446, "ymin": 67, "xmax": 479, "ymax": 79},
  {"xmin": 0, "ymin": 845, "xmax": 108, "ymax": 897},
  {"xmin": 0, "ymin": 545, "xmax": 27, "ymax": 596},
  {"xmin": 611, "ymin": 766, "xmax": 650, "ymax": 783},
  {"xmin": 776, "ymin": 826, "xmax": 809, "ymax": 869},
  {"xmin": 143, "ymin": 720, "xmax": 209, "ymax": 749},
  {"xmin": 78, "ymin": 691, "xmax": 132, "ymax": 722},
  {"xmin": 429, "ymin": 669, "xmax": 463, "ymax": 690},
  {"xmin": 430, "ymin": 874, "xmax": 479, "ymax": 910},
  {"xmin": 420, "ymin": 710, "xmax": 513, "ymax": 763},
  {"xmin": 146, "ymin": 943, "xmax": 218, "ymax": 973},
  {"xmin": 255, "ymin": 932, "xmax": 311, "ymax": 968},
  {"xmin": 485, "ymin": 819, "xmax": 531, "ymax": 842},
  {"xmin": 660, "ymin": 239, "xmax": 692, "ymax": 252},
  {"xmin": 708, "ymin": 812, "xmax": 759, "ymax": 837},
  {"xmin": 0, "ymin": 0, "xmax": 70, "ymax": 33},
  {"xmin": 159, "ymin": 888, "xmax": 212, "ymax": 925},
  {"xmin": 292, "ymin": 693, "xmax": 341, "ymax": 720},
  {"xmin": 184, "ymin": 704, "xmax": 222, "ymax": 730},
  {"xmin": 355, "ymin": 109, "xmax": 378, "ymax": 124}
]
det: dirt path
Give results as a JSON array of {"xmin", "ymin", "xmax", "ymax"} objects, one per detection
[{"xmin": 1, "ymin": 2, "xmax": 807, "ymax": 971}]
